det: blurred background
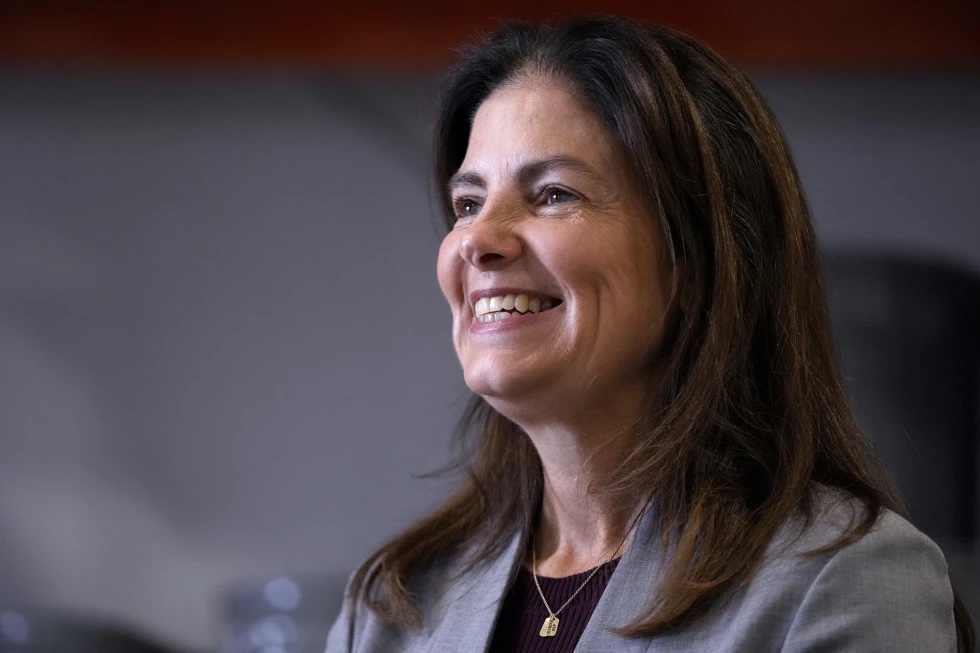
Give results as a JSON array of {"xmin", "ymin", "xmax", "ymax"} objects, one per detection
[{"xmin": 0, "ymin": 1, "xmax": 978, "ymax": 652}]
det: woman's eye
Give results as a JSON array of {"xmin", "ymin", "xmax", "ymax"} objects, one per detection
[
  {"xmin": 543, "ymin": 187, "xmax": 577, "ymax": 205},
  {"xmin": 452, "ymin": 198, "xmax": 481, "ymax": 219}
]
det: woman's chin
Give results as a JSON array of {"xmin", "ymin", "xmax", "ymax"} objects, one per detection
[
  {"xmin": 464, "ymin": 371, "xmax": 547, "ymax": 406},
  {"xmin": 465, "ymin": 377, "xmax": 527, "ymax": 402},
  {"xmin": 466, "ymin": 379, "xmax": 576, "ymax": 429}
]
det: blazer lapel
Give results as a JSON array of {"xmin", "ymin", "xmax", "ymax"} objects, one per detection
[
  {"xmin": 574, "ymin": 505, "xmax": 662, "ymax": 653},
  {"xmin": 426, "ymin": 530, "xmax": 523, "ymax": 653}
]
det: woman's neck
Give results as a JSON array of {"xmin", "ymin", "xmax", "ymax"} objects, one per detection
[
  {"xmin": 486, "ymin": 379, "xmax": 653, "ymax": 577},
  {"xmin": 522, "ymin": 413, "xmax": 646, "ymax": 578}
]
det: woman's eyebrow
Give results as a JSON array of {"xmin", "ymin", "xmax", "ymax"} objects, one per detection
[
  {"xmin": 447, "ymin": 170, "xmax": 486, "ymax": 194},
  {"xmin": 448, "ymin": 155, "xmax": 601, "ymax": 194},
  {"xmin": 517, "ymin": 155, "xmax": 603, "ymax": 185}
]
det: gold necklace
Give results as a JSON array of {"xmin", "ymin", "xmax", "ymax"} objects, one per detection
[{"xmin": 530, "ymin": 547, "xmax": 616, "ymax": 638}]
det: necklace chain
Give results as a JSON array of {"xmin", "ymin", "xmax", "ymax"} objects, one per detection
[
  {"xmin": 531, "ymin": 546, "xmax": 613, "ymax": 622},
  {"xmin": 529, "ymin": 510, "xmax": 643, "ymax": 637}
]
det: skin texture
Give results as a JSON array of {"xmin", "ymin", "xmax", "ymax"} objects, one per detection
[{"xmin": 436, "ymin": 76, "xmax": 673, "ymax": 576}]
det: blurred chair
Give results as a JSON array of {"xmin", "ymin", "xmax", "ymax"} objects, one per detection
[
  {"xmin": 220, "ymin": 573, "xmax": 344, "ymax": 653},
  {"xmin": 824, "ymin": 251, "xmax": 980, "ymax": 540},
  {"xmin": 0, "ymin": 608, "xmax": 181, "ymax": 653}
]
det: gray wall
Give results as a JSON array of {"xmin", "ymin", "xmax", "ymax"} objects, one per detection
[{"xmin": 1, "ymin": 71, "xmax": 977, "ymax": 651}]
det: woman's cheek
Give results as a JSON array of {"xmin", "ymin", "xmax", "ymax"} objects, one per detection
[{"xmin": 436, "ymin": 236, "xmax": 460, "ymax": 307}]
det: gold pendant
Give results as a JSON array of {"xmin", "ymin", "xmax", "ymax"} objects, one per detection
[{"xmin": 539, "ymin": 614, "xmax": 559, "ymax": 637}]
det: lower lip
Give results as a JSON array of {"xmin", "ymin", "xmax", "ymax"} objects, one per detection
[{"xmin": 469, "ymin": 305, "xmax": 563, "ymax": 334}]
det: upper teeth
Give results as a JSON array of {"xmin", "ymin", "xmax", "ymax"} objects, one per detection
[{"xmin": 474, "ymin": 293, "xmax": 556, "ymax": 321}]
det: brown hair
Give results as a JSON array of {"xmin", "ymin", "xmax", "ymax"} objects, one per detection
[{"xmin": 351, "ymin": 15, "xmax": 974, "ymax": 649}]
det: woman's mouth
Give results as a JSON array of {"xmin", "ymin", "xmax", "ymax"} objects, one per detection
[{"xmin": 474, "ymin": 293, "xmax": 563, "ymax": 323}]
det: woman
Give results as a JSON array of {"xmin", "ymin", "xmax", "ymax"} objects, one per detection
[{"xmin": 327, "ymin": 15, "xmax": 974, "ymax": 653}]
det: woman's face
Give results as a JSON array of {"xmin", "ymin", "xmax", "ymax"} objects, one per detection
[{"xmin": 437, "ymin": 76, "xmax": 672, "ymax": 416}]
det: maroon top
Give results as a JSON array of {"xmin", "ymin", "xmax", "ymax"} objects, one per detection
[{"xmin": 487, "ymin": 558, "xmax": 620, "ymax": 653}]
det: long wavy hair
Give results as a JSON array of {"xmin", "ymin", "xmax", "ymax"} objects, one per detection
[{"xmin": 350, "ymin": 15, "xmax": 974, "ymax": 649}]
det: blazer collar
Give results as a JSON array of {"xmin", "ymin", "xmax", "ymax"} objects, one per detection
[
  {"xmin": 425, "ymin": 530, "xmax": 524, "ymax": 653},
  {"xmin": 576, "ymin": 503, "xmax": 662, "ymax": 652},
  {"xmin": 427, "ymin": 505, "xmax": 662, "ymax": 653}
]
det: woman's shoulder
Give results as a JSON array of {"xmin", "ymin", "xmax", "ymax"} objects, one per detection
[
  {"xmin": 769, "ymin": 486, "xmax": 941, "ymax": 557},
  {"xmin": 744, "ymin": 488, "xmax": 955, "ymax": 651},
  {"xmin": 325, "ymin": 552, "xmax": 458, "ymax": 653},
  {"xmin": 325, "ymin": 534, "xmax": 522, "ymax": 653}
]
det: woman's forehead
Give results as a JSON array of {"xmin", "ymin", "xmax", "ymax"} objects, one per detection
[{"xmin": 460, "ymin": 78, "xmax": 625, "ymax": 180}]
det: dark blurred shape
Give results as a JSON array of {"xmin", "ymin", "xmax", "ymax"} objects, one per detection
[
  {"xmin": 824, "ymin": 251, "xmax": 980, "ymax": 540},
  {"xmin": 220, "ymin": 573, "xmax": 344, "ymax": 653},
  {"xmin": 0, "ymin": 607, "xmax": 181, "ymax": 653}
]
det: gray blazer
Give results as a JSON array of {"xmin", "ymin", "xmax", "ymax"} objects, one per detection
[{"xmin": 325, "ymin": 492, "xmax": 956, "ymax": 652}]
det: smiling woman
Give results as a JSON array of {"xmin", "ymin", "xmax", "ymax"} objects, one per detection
[
  {"xmin": 438, "ymin": 82, "xmax": 670, "ymax": 414},
  {"xmin": 326, "ymin": 15, "xmax": 974, "ymax": 653}
]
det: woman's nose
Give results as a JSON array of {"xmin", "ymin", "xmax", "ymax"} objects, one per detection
[{"xmin": 458, "ymin": 213, "xmax": 523, "ymax": 269}]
